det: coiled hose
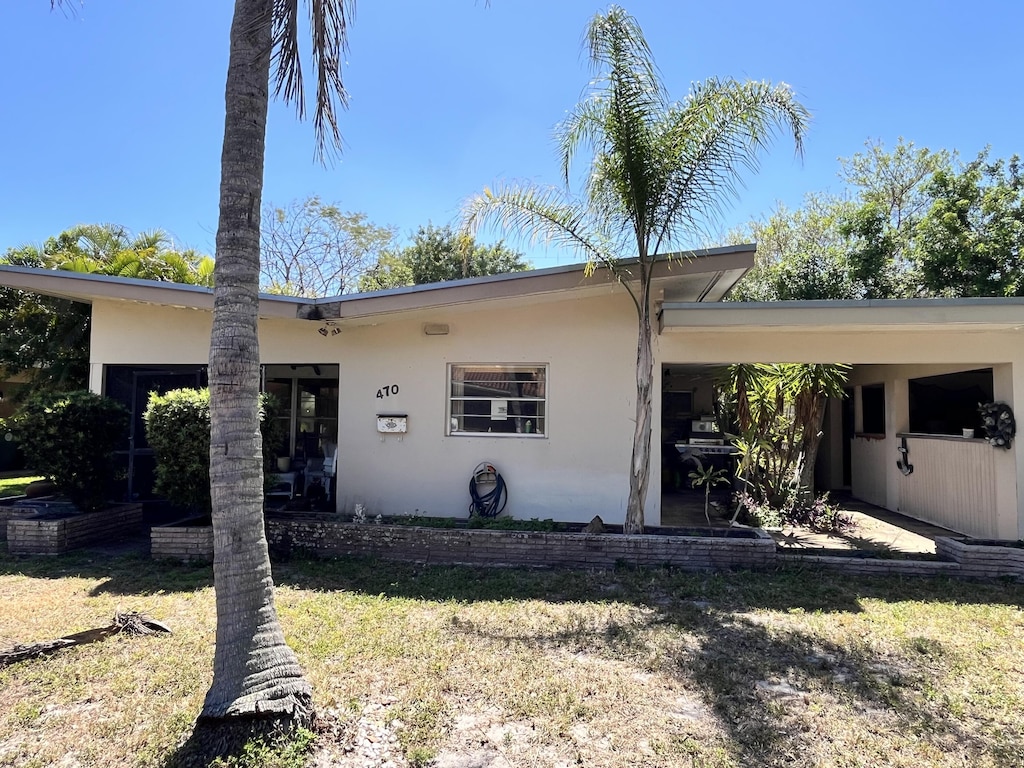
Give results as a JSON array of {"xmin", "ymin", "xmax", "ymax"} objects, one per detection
[{"xmin": 469, "ymin": 462, "xmax": 508, "ymax": 518}]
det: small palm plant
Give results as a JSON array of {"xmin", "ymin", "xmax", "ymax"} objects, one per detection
[{"xmin": 688, "ymin": 460, "xmax": 730, "ymax": 525}]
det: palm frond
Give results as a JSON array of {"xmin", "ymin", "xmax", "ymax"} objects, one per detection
[
  {"xmin": 585, "ymin": 6, "xmax": 664, "ymax": 104},
  {"xmin": 193, "ymin": 255, "xmax": 217, "ymax": 288},
  {"xmin": 649, "ymin": 79, "xmax": 810, "ymax": 254},
  {"xmin": 271, "ymin": 0, "xmax": 303, "ymax": 113},
  {"xmin": 464, "ymin": 182, "xmax": 603, "ymax": 264},
  {"xmin": 557, "ymin": 97, "xmax": 607, "ymax": 187},
  {"xmin": 269, "ymin": 0, "xmax": 353, "ymax": 161}
]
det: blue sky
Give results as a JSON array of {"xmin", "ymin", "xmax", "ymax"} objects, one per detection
[{"xmin": 1, "ymin": 1, "xmax": 1021, "ymax": 267}]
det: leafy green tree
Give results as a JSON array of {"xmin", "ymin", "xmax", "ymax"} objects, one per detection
[
  {"xmin": 12, "ymin": 390, "xmax": 129, "ymax": 512},
  {"xmin": 357, "ymin": 249, "xmax": 414, "ymax": 291},
  {"xmin": 1, "ymin": 225, "xmax": 213, "ymax": 398},
  {"xmin": 733, "ymin": 138, "xmax": 958, "ymax": 301},
  {"xmin": 144, "ymin": 388, "xmax": 283, "ymax": 514},
  {"xmin": 358, "ymin": 223, "xmax": 530, "ymax": 291},
  {"xmin": 730, "ymin": 196, "xmax": 857, "ymax": 301},
  {"xmin": 260, "ymin": 196, "xmax": 396, "ymax": 296},
  {"xmin": 465, "ymin": 6, "xmax": 808, "ymax": 533},
  {"xmin": 914, "ymin": 151, "xmax": 1024, "ymax": 297}
]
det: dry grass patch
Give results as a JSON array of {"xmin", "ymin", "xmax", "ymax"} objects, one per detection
[{"xmin": 1, "ymin": 550, "xmax": 1023, "ymax": 767}]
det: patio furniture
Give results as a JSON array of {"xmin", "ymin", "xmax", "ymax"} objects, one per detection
[{"xmin": 303, "ymin": 443, "xmax": 337, "ymax": 501}]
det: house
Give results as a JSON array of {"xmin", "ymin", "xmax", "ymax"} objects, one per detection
[{"xmin": 1, "ymin": 244, "xmax": 1022, "ymax": 540}]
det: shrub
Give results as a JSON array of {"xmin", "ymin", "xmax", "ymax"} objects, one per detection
[
  {"xmin": 734, "ymin": 490, "xmax": 854, "ymax": 534},
  {"xmin": 144, "ymin": 388, "xmax": 212, "ymax": 513},
  {"xmin": 144, "ymin": 388, "xmax": 282, "ymax": 513},
  {"xmin": 11, "ymin": 390, "xmax": 129, "ymax": 511}
]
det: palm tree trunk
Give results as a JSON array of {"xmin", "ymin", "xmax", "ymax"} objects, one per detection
[
  {"xmin": 624, "ymin": 276, "xmax": 653, "ymax": 535},
  {"xmin": 797, "ymin": 395, "xmax": 827, "ymax": 505},
  {"xmin": 200, "ymin": 0, "xmax": 312, "ymax": 729}
]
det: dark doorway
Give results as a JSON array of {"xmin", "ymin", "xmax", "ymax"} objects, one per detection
[{"xmin": 104, "ymin": 365, "xmax": 207, "ymax": 501}]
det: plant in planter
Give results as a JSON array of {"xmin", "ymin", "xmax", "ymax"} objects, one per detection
[
  {"xmin": 11, "ymin": 391, "xmax": 129, "ymax": 511},
  {"xmin": 144, "ymin": 388, "xmax": 282, "ymax": 514},
  {"xmin": 687, "ymin": 461, "xmax": 730, "ymax": 525}
]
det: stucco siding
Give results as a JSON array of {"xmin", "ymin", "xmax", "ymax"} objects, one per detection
[
  {"xmin": 91, "ymin": 293, "xmax": 646, "ymax": 526},
  {"xmin": 329, "ymin": 294, "xmax": 640, "ymax": 524},
  {"xmin": 87, "ymin": 296, "xmax": 1024, "ymax": 537}
]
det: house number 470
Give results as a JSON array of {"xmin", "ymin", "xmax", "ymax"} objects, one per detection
[{"xmin": 376, "ymin": 384, "xmax": 399, "ymax": 399}]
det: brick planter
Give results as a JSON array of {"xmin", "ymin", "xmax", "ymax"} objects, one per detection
[
  {"xmin": 151, "ymin": 517, "xmax": 214, "ymax": 562},
  {"xmin": 935, "ymin": 536, "xmax": 1024, "ymax": 580},
  {"xmin": 1, "ymin": 498, "xmax": 79, "ymax": 542},
  {"xmin": 7, "ymin": 502, "xmax": 143, "ymax": 555},
  {"xmin": 264, "ymin": 517, "xmax": 777, "ymax": 571}
]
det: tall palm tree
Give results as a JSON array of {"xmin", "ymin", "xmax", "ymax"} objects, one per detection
[
  {"xmin": 45, "ymin": 0, "xmax": 351, "ymax": 749},
  {"xmin": 198, "ymin": 0, "xmax": 352, "ymax": 741},
  {"xmin": 465, "ymin": 6, "xmax": 809, "ymax": 533}
]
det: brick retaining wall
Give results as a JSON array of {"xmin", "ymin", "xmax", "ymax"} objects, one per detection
[
  {"xmin": 142, "ymin": 517, "xmax": 1024, "ymax": 582},
  {"xmin": 264, "ymin": 517, "xmax": 777, "ymax": 571},
  {"xmin": 0, "ymin": 499, "xmax": 78, "ymax": 542},
  {"xmin": 7, "ymin": 503, "xmax": 143, "ymax": 555},
  {"xmin": 151, "ymin": 523, "xmax": 214, "ymax": 562},
  {"xmin": 778, "ymin": 552, "xmax": 963, "ymax": 578},
  {"xmin": 934, "ymin": 536, "xmax": 1024, "ymax": 580}
]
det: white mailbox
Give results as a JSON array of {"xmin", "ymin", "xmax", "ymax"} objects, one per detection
[{"xmin": 377, "ymin": 414, "xmax": 408, "ymax": 433}]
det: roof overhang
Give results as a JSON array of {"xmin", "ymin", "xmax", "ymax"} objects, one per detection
[
  {"xmin": 299, "ymin": 245, "xmax": 754, "ymax": 320},
  {"xmin": 0, "ymin": 244, "xmax": 755, "ymax": 321},
  {"xmin": 661, "ymin": 298, "xmax": 1024, "ymax": 333}
]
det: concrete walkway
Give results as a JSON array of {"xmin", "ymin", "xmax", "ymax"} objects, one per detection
[{"xmin": 661, "ymin": 490, "xmax": 957, "ymax": 555}]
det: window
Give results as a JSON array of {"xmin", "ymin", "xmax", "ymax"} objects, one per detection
[
  {"xmin": 449, "ymin": 364, "xmax": 547, "ymax": 436},
  {"xmin": 861, "ymin": 383, "xmax": 885, "ymax": 435},
  {"xmin": 263, "ymin": 365, "xmax": 339, "ymax": 460},
  {"xmin": 909, "ymin": 368, "xmax": 993, "ymax": 435}
]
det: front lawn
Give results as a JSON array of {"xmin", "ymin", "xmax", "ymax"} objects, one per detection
[
  {"xmin": 0, "ymin": 474, "xmax": 43, "ymax": 499},
  {"xmin": 0, "ymin": 551, "xmax": 1021, "ymax": 767}
]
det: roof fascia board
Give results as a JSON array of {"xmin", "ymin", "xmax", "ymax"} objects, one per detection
[
  {"xmin": 661, "ymin": 299, "xmax": 1024, "ymax": 331},
  {"xmin": 303, "ymin": 246, "xmax": 756, "ymax": 320},
  {"xmin": 0, "ymin": 243, "xmax": 755, "ymax": 321}
]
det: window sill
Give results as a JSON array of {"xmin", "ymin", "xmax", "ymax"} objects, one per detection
[
  {"xmin": 448, "ymin": 432, "xmax": 547, "ymax": 438},
  {"xmin": 896, "ymin": 432, "xmax": 985, "ymax": 443},
  {"xmin": 854, "ymin": 433, "xmax": 885, "ymax": 441}
]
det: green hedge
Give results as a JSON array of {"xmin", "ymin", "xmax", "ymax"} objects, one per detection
[
  {"xmin": 11, "ymin": 391, "xmax": 129, "ymax": 511},
  {"xmin": 144, "ymin": 388, "xmax": 282, "ymax": 513}
]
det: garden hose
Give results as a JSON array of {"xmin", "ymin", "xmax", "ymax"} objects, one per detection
[{"xmin": 469, "ymin": 462, "xmax": 508, "ymax": 518}]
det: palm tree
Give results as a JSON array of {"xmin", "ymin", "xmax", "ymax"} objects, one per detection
[
  {"xmin": 45, "ymin": 0, "xmax": 352, "ymax": 750},
  {"xmin": 465, "ymin": 6, "xmax": 809, "ymax": 533},
  {"xmin": 198, "ymin": 0, "xmax": 353, "ymax": 743}
]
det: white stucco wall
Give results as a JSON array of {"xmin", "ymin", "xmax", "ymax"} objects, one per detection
[
  {"xmin": 90, "ymin": 297, "xmax": 1024, "ymax": 537},
  {"xmin": 91, "ymin": 293, "xmax": 644, "ymax": 525}
]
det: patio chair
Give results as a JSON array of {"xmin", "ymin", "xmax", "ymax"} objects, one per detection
[{"xmin": 303, "ymin": 442, "xmax": 337, "ymax": 502}]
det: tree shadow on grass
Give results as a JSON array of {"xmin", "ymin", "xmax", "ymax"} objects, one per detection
[
  {"xmin": 0, "ymin": 547, "xmax": 213, "ymax": 595},
  {"xmin": 5, "ymin": 548, "xmax": 1023, "ymax": 766},
  {"xmin": 450, "ymin": 590, "xmax": 1024, "ymax": 767}
]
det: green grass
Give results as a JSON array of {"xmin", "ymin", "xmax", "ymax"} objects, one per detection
[
  {"xmin": 0, "ymin": 474, "xmax": 44, "ymax": 499},
  {"xmin": 0, "ymin": 549, "xmax": 1022, "ymax": 767}
]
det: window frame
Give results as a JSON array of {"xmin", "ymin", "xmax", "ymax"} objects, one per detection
[{"xmin": 447, "ymin": 363, "xmax": 548, "ymax": 438}]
